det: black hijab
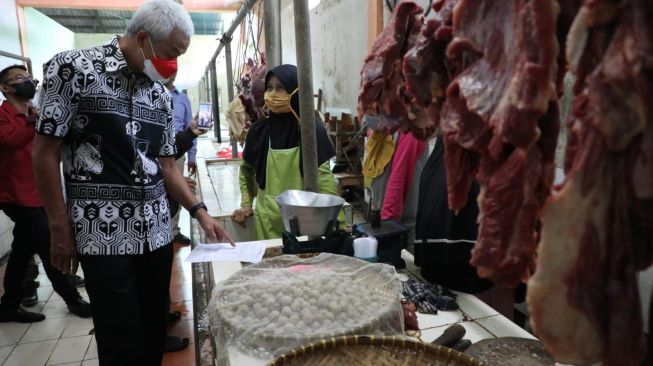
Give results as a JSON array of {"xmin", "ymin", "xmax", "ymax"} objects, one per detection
[{"xmin": 242, "ymin": 64, "xmax": 335, "ymax": 190}]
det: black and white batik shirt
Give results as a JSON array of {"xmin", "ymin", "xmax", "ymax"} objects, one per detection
[{"xmin": 37, "ymin": 36, "xmax": 176, "ymax": 255}]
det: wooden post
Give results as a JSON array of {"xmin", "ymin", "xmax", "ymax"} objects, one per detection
[
  {"xmin": 367, "ymin": 0, "xmax": 384, "ymax": 50},
  {"xmin": 16, "ymin": 5, "xmax": 28, "ymax": 59},
  {"xmin": 293, "ymin": 0, "xmax": 319, "ymax": 192}
]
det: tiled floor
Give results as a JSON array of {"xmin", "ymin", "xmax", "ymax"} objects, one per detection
[{"xmin": 0, "ymin": 211, "xmax": 196, "ymax": 366}]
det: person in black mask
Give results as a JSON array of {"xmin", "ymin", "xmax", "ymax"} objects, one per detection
[
  {"xmin": 232, "ymin": 64, "xmax": 343, "ymax": 239},
  {"xmin": 0, "ymin": 64, "xmax": 92, "ymax": 322}
]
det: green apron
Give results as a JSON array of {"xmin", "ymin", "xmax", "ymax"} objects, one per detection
[{"xmin": 254, "ymin": 144, "xmax": 304, "ymax": 240}]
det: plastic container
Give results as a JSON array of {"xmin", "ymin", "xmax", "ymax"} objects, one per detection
[
  {"xmin": 355, "ymin": 220, "xmax": 409, "ymax": 269},
  {"xmin": 353, "ymin": 237, "xmax": 378, "ymax": 262}
]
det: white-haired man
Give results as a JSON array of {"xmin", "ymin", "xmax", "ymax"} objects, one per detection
[{"xmin": 32, "ymin": 0, "xmax": 234, "ymax": 364}]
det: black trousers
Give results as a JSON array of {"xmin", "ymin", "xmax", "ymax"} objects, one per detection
[
  {"xmin": 22, "ymin": 256, "xmax": 40, "ymax": 295},
  {"xmin": 80, "ymin": 244, "xmax": 173, "ymax": 366},
  {"xmin": 0, "ymin": 204, "xmax": 80, "ymax": 311}
]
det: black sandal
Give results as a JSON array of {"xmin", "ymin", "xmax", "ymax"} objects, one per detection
[{"xmin": 164, "ymin": 335, "xmax": 189, "ymax": 352}]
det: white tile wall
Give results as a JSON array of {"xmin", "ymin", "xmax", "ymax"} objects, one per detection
[
  {"xmin": 416, "ymin": 311, "xmax": 465, "ymax": 330},
  {"xmin": 456, "ymin": 293, "xmax": 500, "ymax": 320},
  {"xmin": 476, "ymin": 315, "xmax": 538, "ymax": 340},
  {"xmin": 420, "ymin": 322, "xmax": 494, "ymax": 344}
]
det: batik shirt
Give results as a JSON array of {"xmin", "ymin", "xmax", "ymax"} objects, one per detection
[{"xmin": 36, "ymin": 36, "xmax": 176, "ymax": 255}]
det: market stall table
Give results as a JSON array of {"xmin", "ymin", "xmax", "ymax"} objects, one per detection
[
  {"xmin": 206, "ymin": 241, "xmax": 536, "ymax": 366},
  {"xmin": 190, "ymin": 143, "xmax": 536, "ymax": 365}
]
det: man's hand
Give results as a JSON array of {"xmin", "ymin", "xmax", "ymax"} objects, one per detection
[
  {"xmin": 191, "ymin": 114, "xmax": 212, "ymax": 136},
  {"xmin": 188, "ymin": 161, "xmax": 197, "ymax": 176},
  {"xmin": 50, "ymin": 220, "xmax": 77, "ymax": 275},
  {"xmin": 232, "ymin": 206, "xmax": 253, "ymax": 228},
  {"xmin": 197, "ymin": 210, "xmax": 235, "ymax": 245}
]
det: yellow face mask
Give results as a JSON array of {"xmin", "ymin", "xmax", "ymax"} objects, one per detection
[{"xmin": 264, "ymin": 88, "xmax": 299, "ymax": 121}]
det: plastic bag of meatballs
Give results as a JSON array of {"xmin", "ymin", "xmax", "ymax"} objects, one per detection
[{"xmin": 208, "ymin": 253, "xmax": 405, "ymax": 360}]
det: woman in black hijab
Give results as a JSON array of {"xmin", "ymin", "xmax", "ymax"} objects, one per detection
[{"xmin": 232, "ymin": 64, "xmax": 341, "ymax": 239}]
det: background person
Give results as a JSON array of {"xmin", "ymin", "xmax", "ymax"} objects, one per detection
[
  {"xmin": 0, "ymin": 65, "xmax": 91, "ymax": 323},
  {"xmin": 164, "ymin": 114, "xmax": 211, "ymax": 353},
  {"xmin": 232, "ymin": 64, "xmax": 343, "ymax": 239},
  {"xmin": 415, "ymin": 137, "xmax": 522, "ymax": 320},
  {"xmin": 165, "ymin": 73, "xmax": 195, "ymax": 246}
]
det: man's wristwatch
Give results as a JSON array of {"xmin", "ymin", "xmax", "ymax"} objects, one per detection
[{"xmin": 189, "ymin": 202, "xmax": 208, "ymax": 219}]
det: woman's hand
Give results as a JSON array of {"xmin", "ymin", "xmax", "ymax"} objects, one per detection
[{"xmin": 232, "ymin": 206, "xmax": 253, "ymax": 227}]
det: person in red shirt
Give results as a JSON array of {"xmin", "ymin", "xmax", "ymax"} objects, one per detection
[{"xmin": 0, "ymin": 65, "xmax": 92, "ymax": 322}]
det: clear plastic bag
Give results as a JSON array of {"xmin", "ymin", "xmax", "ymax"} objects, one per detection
[{"xmin": 208, "ymin": 253, "xmax": 405, "ymax": 360}]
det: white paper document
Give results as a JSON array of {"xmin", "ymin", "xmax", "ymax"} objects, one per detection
[{"xmin": 185, "ymin": 241, "xmax": 267, "ymax": 263}]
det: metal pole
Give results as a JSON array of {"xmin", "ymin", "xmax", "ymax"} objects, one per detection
[
  {"xmin": 203, "ymin": 0, "xmax": 258, "ymax": 154},
  {"xmin": 293, "ymin": 0, "xmax": 318, "ymax": 192},
  {"xmin": 208, "ymin": 0, "xmax": 259, "ymax": 65},
  {"xmin": 0, "ymin": 50, "xmax": 32, "ymax": 75},
  {"xmin": 209, "ymin": 60, "xmax": 222, "ymax": 143},
  {"xmin": 203, "ymin": 73, "xmax": 210, "ymax": 103},
  {"xmin": 224, "ymin": 38, "xmax": 239, "ymax": 158},
  {"xmin": 197, "ymin": 76, "xmax": 202, "ymax": 102},
  {"xmin": 200, "ymin": 74, "xmax": 204, "ymax": 97},
  {"xmin": 264, "ymin": 0, "xmax": 281, "ymax": 68}
]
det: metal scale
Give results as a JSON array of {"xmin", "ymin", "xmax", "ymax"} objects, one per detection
[
  {"xmin": 276, "ymin": 190, "xmax": 354, "ymax": 256},
  {"xmin": 277, "ymin": 190, "xmax": 409, "ymax": 268}
]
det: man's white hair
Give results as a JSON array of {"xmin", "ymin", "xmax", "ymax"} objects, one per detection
[{"xmin": 126, "ymin": 0, "xmax": 194, "ymax": 42}]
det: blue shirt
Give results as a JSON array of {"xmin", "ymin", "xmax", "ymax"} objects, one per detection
[{"xmin": 170, "ymin": 87, "xmax": 196, "ymax": 162}]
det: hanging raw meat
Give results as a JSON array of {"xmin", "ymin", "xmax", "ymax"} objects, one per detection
[
  {"xmin": 358, "ymin": 1, "xmax": 424, "ymax": 134},
  {"xmin": 402, "ymin": 1, "xmax": 457, "ymax": 139},
  {"xmin": 360, "ymin": 1, "xmax": 653, "ymax": 364},
  {"xmin": 440, "ymin": 0, "xmax": 560, "ymax": 287},
  {"xmin": 250, "ymin": 54, "xmax": 267, "ymax": 109},
  {"xmin": 527, "ymin": 1, "xmax": 653, "ymax": 365},
  {"xmin": 231, "ymin": 56, "xmax": 266, "ymax": 142},
  {"xmin": 358, "ymin": 0, "xmax": 457, "ymax": 140}
]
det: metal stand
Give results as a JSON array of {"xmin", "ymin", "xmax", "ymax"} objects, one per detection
[{"xmin": 281, "ymin": 219, "xmax": 352, "ymax": 256}]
